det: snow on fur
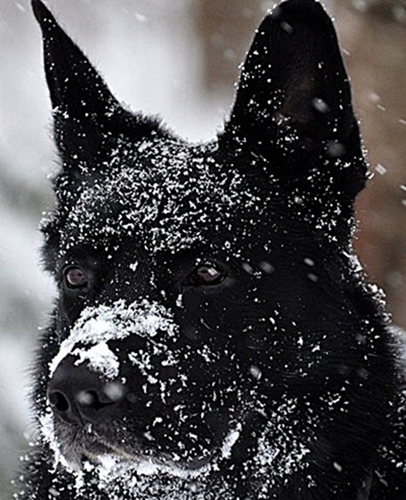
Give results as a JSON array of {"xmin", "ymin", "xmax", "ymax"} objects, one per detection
[
  {"xmin": 60, "ymin": 139, "xmax": 254, "ymax": 255},
  {"xmin": 49, "ymin": 300, "xmax": 177, "ymax": 379}
]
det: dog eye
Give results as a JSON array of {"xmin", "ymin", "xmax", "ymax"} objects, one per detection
[
  {"xmin": 194, "ymin": 263, "xmax": 226, "ymax": 286},
  {"xmin": 63, "ymin": 266, "xmax": 88, "ymax": 290}
]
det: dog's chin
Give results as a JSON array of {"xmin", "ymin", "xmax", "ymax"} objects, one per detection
[
  {"xmin": 43, "ymin": 409, "xmax": 241, "ymax": 477},
  {"xmin": 83, "ymin": 445, "xmax": 215, "ymax": 476},
  {"xmin": 52, "ymin": 421, "xmax": 217, "ymax": 477},
  {"xmin": 61, "ymin": 441, "xmax": 216, "ymax": 481}
]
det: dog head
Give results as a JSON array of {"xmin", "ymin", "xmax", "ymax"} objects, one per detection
[{"xmin": 32, "ymin": 0, "xmax": 373, "ymax": 491}]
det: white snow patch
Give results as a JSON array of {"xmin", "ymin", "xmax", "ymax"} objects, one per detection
[
  {"xmin": 375, "ymin": 163, "xmax": 387, "ymax": 175},
  {"xmin": 221, "ymin": 424, "xmax": 242, "ymax": 459},
  {"xmin": 72, "ymin": 342, "xmax": 120, "ymax": 379},
  {"xmin": 49, "ymin": 300, "xmax": 176, "ymax": 378},
  {"xmin": 249, "ymin": 365, "xmax": 262, "ymax": 380}
]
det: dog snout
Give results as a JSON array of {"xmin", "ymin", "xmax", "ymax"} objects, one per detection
[{"xmin": 47, "ymin": 359, "xmax": 126, "ymax": 426}]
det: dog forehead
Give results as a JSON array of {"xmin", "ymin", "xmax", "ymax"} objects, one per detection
[{"xmin": 61, "ymin": 138, "xmax": 254, "ymax": 254}]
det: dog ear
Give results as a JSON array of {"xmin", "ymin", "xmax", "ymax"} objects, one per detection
[
  {"xmin": 32, "ymin": 0, "xmax": 160, "ymax": 171},
  {"xmin": 221, "ymin": 0, "xmax": 366, "ymax": 199}
]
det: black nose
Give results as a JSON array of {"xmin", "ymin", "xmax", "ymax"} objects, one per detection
[{"xmin": 47, "ymin": 358, "xmax": 126, "ymax": 426}]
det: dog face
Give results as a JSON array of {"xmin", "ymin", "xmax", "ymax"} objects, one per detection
[{"xmin": 31, "ymin": 0, "xmax": 398, "ymax": 496}]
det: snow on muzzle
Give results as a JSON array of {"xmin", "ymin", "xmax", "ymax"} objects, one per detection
[{"xmin": 47, "ymin": 300, "xmax": 179, "ymax": 425}]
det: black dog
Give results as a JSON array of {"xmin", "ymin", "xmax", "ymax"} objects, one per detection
[{"xmin": 15, "ymin": 0, "xmax": 406, "ymax": 498}]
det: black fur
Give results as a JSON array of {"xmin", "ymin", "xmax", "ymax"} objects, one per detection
[{"xmin": 15, "ymin": 0, "xmax": 406, "ymax": 498}]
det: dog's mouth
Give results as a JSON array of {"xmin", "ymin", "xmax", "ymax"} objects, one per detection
[
  {"xmin": 81, "ymin": 441, "xmax": 216, "ymax": 478},
  {"xmin": 40, "ymin": 410, "xmax": 242, "ymax": 478},
  {"xmin": 81, "ymin": 429, "xmax": 215, "ymax": 473}
]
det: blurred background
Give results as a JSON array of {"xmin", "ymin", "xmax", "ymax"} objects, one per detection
[{"xmin": 0, "ymin": 0, "xmax": 405, "ymax": 495}]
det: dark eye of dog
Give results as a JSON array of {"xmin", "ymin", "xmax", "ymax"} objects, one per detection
[
  {"xmin": 194, "ymin": 263, "xmax": 225, "ymax": 286},
  {"xmin": 63, "ymin": 266, "xmax": 88, "ymax": 290}
]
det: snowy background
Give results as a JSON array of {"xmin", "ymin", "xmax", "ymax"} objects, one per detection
[{"xmin": 0, "ymin": 0, "xmax": 405, "ymax": 496}]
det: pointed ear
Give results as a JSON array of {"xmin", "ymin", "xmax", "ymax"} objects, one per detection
[
  {"xmin": 222, "ymin": 0, "xmax": 366, "ymax": 198},
  {"xmin": 32, "ymin": 0, "xmax": 160, "ymax": 169}
]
